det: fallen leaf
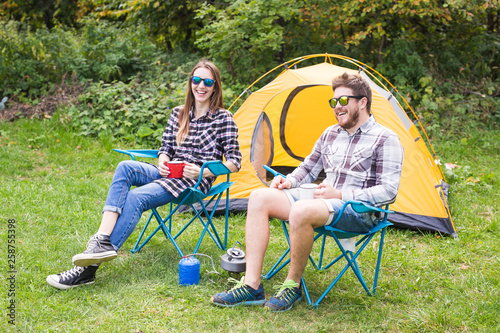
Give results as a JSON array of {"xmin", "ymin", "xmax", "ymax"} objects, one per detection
[{"xmin": 465, "ymin": 176, "xmax": 480, "ymax": 183}]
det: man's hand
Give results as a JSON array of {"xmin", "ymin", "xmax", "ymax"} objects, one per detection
[
  {"xmin": 270, "ymin": 175, "xmax": 292, "ymax": 190},
  {"xmin": 315, "ymin": 183, "xmax": 342, "ymax": 200}
]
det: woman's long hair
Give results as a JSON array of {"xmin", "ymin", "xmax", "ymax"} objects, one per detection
[{"xmin": 176, "ymin": 59, "xmax": 224, "ymax": 145}]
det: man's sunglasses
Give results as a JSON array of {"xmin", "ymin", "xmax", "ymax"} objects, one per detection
[
  {"xmin": 191, "ymin": 76, "xmax": 215, "ymax": 87},
  {"xmin": 329, "ymin": 95, "xmax": 364, "ymax": 108}
]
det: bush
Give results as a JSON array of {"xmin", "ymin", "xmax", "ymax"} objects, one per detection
[
  {"xmin": 0, "ymin": 21, "xmax": 65, "ymax": 100},
  {"xmin": 63, "ymin": 50, "xmax": 241, "ymax": 147},
  {"xmin": 77, "ymin": 18, "xmax": 159, "ymax": 82},
  {"xmin": 65, "ymin": 77, "xmax": 185, "ymax": 147},
  {"xmin": 0, "ymin": 19, "xmax": 160, "ymax": 101},
  {"xmin": 375, "ymin": 35, "xmax": 500, "ymax": 137}
]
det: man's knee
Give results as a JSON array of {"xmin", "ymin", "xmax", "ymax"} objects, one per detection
[
  {"xmin": 288, "ymin": 202, "xmax": 310, "ymax": 227},
  {"xmin": 248, "ymin": 188, "xmax": 290, "ymax": 218},
  {"xmin": 289, "ymin": 200, "xmax": 329, "ymax": 229},
  {"xmin": 248, "ymin": 188, "xmax": 275, "ymax": 208}
]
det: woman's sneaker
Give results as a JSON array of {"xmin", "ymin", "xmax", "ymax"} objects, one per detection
[
  {"xmin": 264, "ymin": 280, "xmax": 302, "ymax": 312},
  {"xmin": 72, "ymin": 233, "xmax": 117, "ymax": 266},
  {"xmin": 211, "ymin": 277, "xmax": 266, "ymax": 307},
  {"xmin": 46, "ymin": 265, "xmax": 99, "ymax": 290}
]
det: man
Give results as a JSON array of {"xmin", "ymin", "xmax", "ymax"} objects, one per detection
[{"xmin": 210, "ymin": 72, "xmax": 404, "ymax": 312}]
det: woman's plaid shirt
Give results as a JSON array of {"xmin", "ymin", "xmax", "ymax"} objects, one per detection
[{"xmin": 155, "ymin": 106, "xmax": 241, "ymax": 197}]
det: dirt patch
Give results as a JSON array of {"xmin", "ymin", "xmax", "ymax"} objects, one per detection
[{"xmin": 0, "ymin": 76, "xmax": 87, "ymax": 121}]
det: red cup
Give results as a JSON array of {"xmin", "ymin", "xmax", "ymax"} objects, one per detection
[{"xmin": 167, "ymin": 161, "xmax": 184, "ymax": 178}]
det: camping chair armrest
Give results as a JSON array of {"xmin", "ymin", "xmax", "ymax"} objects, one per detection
[
  {"xmin": 347, "ymin": 201, "xmax": 393, "ymax": 215},
  {"xmin": 193, "ymin": 161, "xmax": 233, "ymax": 189},
  {"xmin": 113, "ymin": 149, "xmax": 159, "ymax": 160},
  {"xmin": 330, "ymin": 200, "xmax": 393, "ymax": 227},
  {"xmin": 263, "ymin": 165, "xmax": 285, "ymax": 177},
  {"xmin": 204, "ymin": 160, "xmax": 232, "ymax": 176}
]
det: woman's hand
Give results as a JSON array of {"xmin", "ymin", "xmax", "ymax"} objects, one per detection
[
  {"xmin": 315, "ymin": 183, "xmax": 342, "ymax": 199},
  {"xmin": 158, "ymin": 154, "xmax": 170, "ymax": 178},
  {"xmin": 182, "ymin": 162, "xmax": 203, "ymax": 179}
]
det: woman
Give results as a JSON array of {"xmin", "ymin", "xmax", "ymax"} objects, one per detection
[{"xmin": 47, "ymin": 59, "xmax": 242, "ymax": 289}]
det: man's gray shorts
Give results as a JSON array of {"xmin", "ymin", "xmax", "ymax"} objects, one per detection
[{"xmin": 283, "ymin": 188, "xmax": 375, "ymax": 234}]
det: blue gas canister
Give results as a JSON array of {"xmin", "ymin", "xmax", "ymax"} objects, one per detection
[{"xmin": 179, "ymin": 256, "xmax": 200, "ymax": 285}]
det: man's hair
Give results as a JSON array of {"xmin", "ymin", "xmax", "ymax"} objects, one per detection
[{"xmin": 331, "ymin": 72, "xmax": 372, "ymax": 113}]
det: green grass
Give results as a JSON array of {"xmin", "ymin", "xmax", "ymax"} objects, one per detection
[{"xmin": 1, "ymin": 115, "xmax": 499, "ymax": 332}]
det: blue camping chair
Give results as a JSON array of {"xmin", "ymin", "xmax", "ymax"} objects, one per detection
[
  {"xmin": 262, "ymin": 165, "xmax": 393, "ymax": 308},
  {"xmin": 114, "ymin": 149, "xmax": 234, "ymax": 258}
]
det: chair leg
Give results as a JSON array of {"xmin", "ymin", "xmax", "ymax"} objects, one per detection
[
  {"xmin": 223, "ymin": 187, "xmax": 230, "ymax": 249},
  {"xmin": 312, "ymin": 232, "xmax": 387, "ymax": 306},
  {"xmin": 172, "ymin": 194, "xmax": 226, "ymax": 253},
  {"xmin": 264, "ymin": 221, "xmax": 324, "ymax": 279},
  {"xmin": 307, "ymin": 232, "xmax": 328, "ymax": 271},
  {"xmin": 312, "ymin": 240, "xmax": 371, "ymax": 307},
  {"xmin": 346, "ymin": 251, "xmax": 371, "ymax": 295},
  {"xmin": 312, "ymin": 256, "xmax": 352, "ymax": 307},
  {"xmin": 130, "ymin": 208, "xmax": 185, "ymax": 258},
  {"xmin": 263, "ymin": 249, "xmax": 291, "ymax": 280},
  {"xmin": 130, "ymin": 211, "xmax": 155, "ymax": 253},
  {"xmin": 190, "ymin": 199, "xmax": 226, "ymax": 253},
  {"xmin": 336, "ymin": 234, "xmax": 374, "ymax": 295},
  {"xmin": 301, "ymin": 276, "xmax": 313, "ymax": 306},
  {"xmin": 372, "ymin": 228, "xmax": 387, "ymax": 295},
  {"xmin": 263, "ymin": 220, "xmax": 291, "ymax": 279},
  {"xmin": 264, "ymin": 225, "xmax": 389, "ymax": 307},
  {"xmin": 199, "ymin": 195, "xmax": 226, "ymax": 250},
  {"xmin": 173, "ymin": 213, "xmax": 199, "ymax": 240},
  {"xmin": 193, "ymin": 204, "xmax": 218, "ymax": 254}
]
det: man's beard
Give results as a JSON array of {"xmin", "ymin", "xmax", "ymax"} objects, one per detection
[{"xmin": 337, "ymin": 107, "xmax": 360, "ymax": 131}]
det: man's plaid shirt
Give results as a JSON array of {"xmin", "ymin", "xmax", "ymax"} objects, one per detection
[
  {"xmin": 287, "ymin": 116, "xmax": 404, "ymax": 207},
  {"xmin": 155, "ymin": 106, "xmax": 241, "ymax": 197}
]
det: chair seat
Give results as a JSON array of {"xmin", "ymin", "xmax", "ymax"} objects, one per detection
[
  {"xmin": 261, "ymin": 162, "xmax": 394, "ymax": 308},
  {"xmin": 263, "ymin": 200, "xmax": 393, "ymax": 308},
  {"xmin": 114, "ymin": 149, "xmax": 234, "ymax": 257},
  {"xmin": 318, "ymin": 220, "xmax": 392, "ymax": 239}
]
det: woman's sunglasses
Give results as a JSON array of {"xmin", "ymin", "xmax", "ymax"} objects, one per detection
[
  {"xmin": 191, "ymin": 76, "xmax": 215, "ymax": 87},
  {"xmin": 329, "ymin": 95, "xmax": 364, "ymax": 108}
]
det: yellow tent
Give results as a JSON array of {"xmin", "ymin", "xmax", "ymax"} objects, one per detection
[{"xmin": 224, "ymin": 54, "xmax": 456, "ymax": 236}]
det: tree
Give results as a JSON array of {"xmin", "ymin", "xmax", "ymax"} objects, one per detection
[
  {"xmin": 195, "ymin": 0, "xmax": 301, "ymax": 83},
  {"xmin": 0, "ymin": 0, "xmax": 80, "ymax": 29},
  {"xmin": 82, "ymin": 0, "xmax": 204, "ymax": 50}
]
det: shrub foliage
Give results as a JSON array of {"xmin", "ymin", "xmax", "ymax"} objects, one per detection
[{"xmin": 0, "ymin": 0, "xmax": 498, "ymax": 142}]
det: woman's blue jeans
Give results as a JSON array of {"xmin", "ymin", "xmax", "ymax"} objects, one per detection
[{"xmin": 103, "ymin": 160, "xmax": 174, "ymax": 250}]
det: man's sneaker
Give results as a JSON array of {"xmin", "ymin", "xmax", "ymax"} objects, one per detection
[
  {"xmin": 264, "ymin": 280, "xmax": 302, "ymax": 312},
  {"xmin": 211, "ymin": 277, "xmax": 266, "ymax": 307},
  {"xmin": 72, "ymin": 233, "xmax": 117, "ymax": 266},
  {"xmin": 46, "ymin": 265, "xmax": 99, "ymax": 290}
]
